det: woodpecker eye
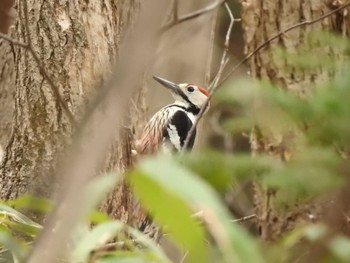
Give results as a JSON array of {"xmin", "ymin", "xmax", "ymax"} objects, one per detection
[{"xmin": 187, "ymin": 86, "xmax": 195, "ymax": 92}]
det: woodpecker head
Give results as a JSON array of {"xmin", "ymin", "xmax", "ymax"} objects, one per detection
[{"xmin": 153, "ymin": 76, "xmax": 210, "ymax": 113}]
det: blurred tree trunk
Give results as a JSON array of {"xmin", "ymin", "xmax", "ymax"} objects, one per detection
[
  {"xmin": 240, "ymin": 0, "xmax": 350, "ymax": 241},
  {"xmin": 0, "ymin": 0, "xmax": 15, "ymax": 34},
  {"xmin": 0, "ymin": 0, "xmax": 140, "ymax": 211}
]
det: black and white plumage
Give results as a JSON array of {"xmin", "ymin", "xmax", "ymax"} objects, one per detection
[{"xmin": 135, "ymin": 76, "xmax": 210, "ymax": 155}]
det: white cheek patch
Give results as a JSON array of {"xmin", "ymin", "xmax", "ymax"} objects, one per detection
[{"xmin": 190, "ymin": 92, "xmax": 207, "ymax": 108}]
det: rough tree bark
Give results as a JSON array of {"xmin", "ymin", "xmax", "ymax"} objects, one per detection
[
  {"xmin": 240, "ymin": 0, "xmax": 350, "ymax": 241},
  {"xmin": 0, "ymin": 0, "xmax": 139, "ymax": 201}
]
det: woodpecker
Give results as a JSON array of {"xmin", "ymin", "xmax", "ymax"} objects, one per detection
[{"xmin": 135, "ymin": 76, "xmax": 210, "ymax": 155}]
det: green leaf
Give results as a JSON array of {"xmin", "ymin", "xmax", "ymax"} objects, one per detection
[
  {"xmin": 0, "ymin": 204, "xmax": 42, "ymax": 237},
  {"xmin": 88, "ymin": 210, "xmax": 112, "ymax": 224},
  {"xmin": 6, "ymin": 195, "xmax": 52, "ymax": 213},
  {"xmin": 127, "ymin": 227, "xmax": 171, "ymax": 263},
  {"xmin": 181, "ymin": 151, "xmax": 276, "ymax": 191},
  {"xmin": 3, "ymin": 221, "xmax": 41, "ymax": 237},
  {"xmin": 328, "ymin": 235, "xmax": 350, "ymax": 261},
  {"xmin": 222, "ymin": 116, "xmax": 254, "ymax": 133},
  {"xmin": 130, "ymin": 156, "xmax": 265, "ymax": 263},
  {"xmin": 71, "ymin": 221, "xmax": 124, "ymax": 263},
  {"xmin": 278, "ymin": 223, "xmax": 327, "ymax": 262},
  {"xmin": 69, "ymin": 172, "xmax": 121, "ymax": 259},
  {"xmin": 130, "ymin": 166, "xmax": 205, "ymax": 263},
  {"xmin": 81, "ymin": 172, "xmax": 120, "ymax": 215},
  {"xmin": 263, "ymin": 147, "xmax": 342, "ymax": 202},
  {"xmin": 97, "ymin": 250, "xmax": 167, "ymax": 263},
  {"xmin": 97, "ymin": 253, "xmax": 151, "ymax": 263},
  {"xmin": 0, "ymin": 204, "xmax": 41, "ymax": 229},
  {"xmin": 0, "ymin": 232, "xmax": 27, "ymax": 262}
]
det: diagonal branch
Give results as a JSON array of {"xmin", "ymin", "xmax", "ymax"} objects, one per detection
[
  {"xmin": 228, "ymin": 214, "xmax": 256, "ymax": 223},
  {"xmin": 205, "ymin": 7, "xmax": 219, "ymax": 85},
  {"xmin": 209, "ymin": 2, "xmax": 235, "ymax": 91},
  {"xmin": 183, "ymin": 2, "xmax": 350, "ymax": 150},
  {"xmin": 162, "ymin": 0, "xmax": 225, "ymax": 30},
  {"xmin": 0, "ymin": 32, "xmax": 27, "ymax": 48}
]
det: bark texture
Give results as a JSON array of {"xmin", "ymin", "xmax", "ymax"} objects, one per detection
[
  {"xmin": 240, "ymin": 0, "xmax": 350, "ymax": 241},
  {"xmin": 0, "ymin": 0, "xmax": 139, "ymax": 199}
]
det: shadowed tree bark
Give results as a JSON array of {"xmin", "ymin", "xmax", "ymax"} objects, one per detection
[
  {"xmin": 0, "ymin": 0, "xmax": 15, "ymax": 34},
  {"xmin": 240, "ymin": 0, "xmax": 350, "ymax": 241},
  {"xmin": 0, "ymin": 0, "xmax": 140, "ymax": 203}
]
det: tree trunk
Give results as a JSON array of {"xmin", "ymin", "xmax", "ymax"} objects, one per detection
[
  {"xmin": 240, "ymin": 0, "xmax": 350, "ymax": 240},
  {"xmin": 0, "ymin": 0, "xmax": 139, "ymax": 199}
]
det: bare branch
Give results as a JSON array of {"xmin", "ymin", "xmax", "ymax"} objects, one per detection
[
  {"xmin": 0, "ymin": 1, "xmax": 77, "ymax": 126},
  {"xmin": 162, "ymin": 0, "xmax": 225, "ymax": 30},
  {"xmin": 210, "ymin": 2, "xmax": 235, "ymax": 90},
  {"xmin": 93, "ymin": 239, "xmax": 140, "ymax": 252},
  {"xmin": 183, "ymin": 2, "xmax": 350, "ymax": 151},
  {"xmin": 228, "ymin": 214, "xmax": 256, "ymax": 223},
  {"xmin": 183, "ymin": 1, "xmax": 234, "ymax": 149},
  {"xmin": 205, "ymin": 6, "xmax": 219, "ymax": 85},
  {"xmin": 193, "ymin": 211, "xmax": 256, "ymax": 224},
  {"xmin": 0, "ymin": 32, "xmax": 28, "ymax": 48}
]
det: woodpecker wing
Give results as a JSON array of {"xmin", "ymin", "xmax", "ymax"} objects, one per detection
[
  {"xmin": 164, "ymin": 110, "xmax": 196, "ymax": 151},
  {"xmin": 135, "ymin": 106, "xmax": 173, "ymax": 155},
  {"xmin": 136, "ymin": 106, "xmax": 196, "ymax": 154}
]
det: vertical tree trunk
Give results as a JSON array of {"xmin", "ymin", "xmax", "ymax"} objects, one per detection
[
  {"xmin": 240, "ymin": 0, "xmax": 350, "ymax": 240},
  {"xmin": 0, "ymin": 0, "xmax": 139, "ymax": 199}
]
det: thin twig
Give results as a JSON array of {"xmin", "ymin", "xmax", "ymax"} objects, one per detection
[
  {"xmin": 183, "ymin": 1, "xmax": 234, "ymax": 149},
  {"xmin": 162, "ymin": 0, "xmax": 225, "ymax": 30},
  {"xmin": 193, "ymin": 211, "xmax": 255, "ymax": 224},
  {"xmin": 182, "ymin": 3, "xmax": 350, "ymax": 150},
  {"xmin": 93, "ymin": 239, "xmax": 140, "ymax": 252},
  {"xmin": 0, "ymin": 32, "xmax": 28, "ymax": 48},
  {"xmin": 210, "ymin": 2, "xmax": 235, "ymax": 90},
  {"xmin": 0, "ymin": 2, "xmax": 77, "ymax": 126},
  {"xmin": 228, "ymin": 214, "xmax": 256, "ymax": 223},
  {"xmin": 205, "ymin": 9, "xmax": 218, "ymax": 85}
]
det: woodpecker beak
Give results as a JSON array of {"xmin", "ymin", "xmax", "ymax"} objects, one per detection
[{"xmin": 153, "ymin": 76, "xmax": 183, "ymax": 96}]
